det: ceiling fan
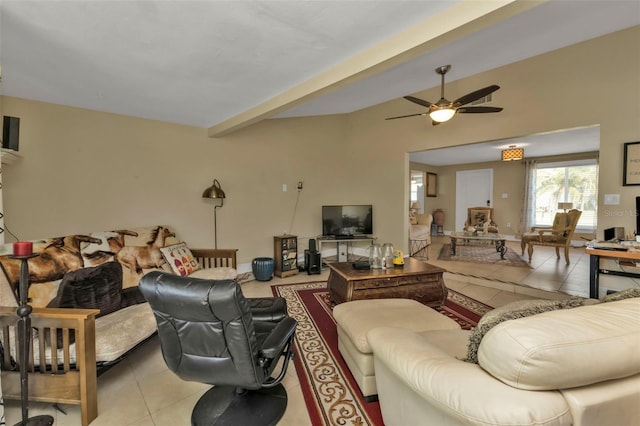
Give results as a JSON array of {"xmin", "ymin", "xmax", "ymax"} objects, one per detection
[{"xmin": 386, "ymin": 65, "xmax": 503, "ymax": 125}]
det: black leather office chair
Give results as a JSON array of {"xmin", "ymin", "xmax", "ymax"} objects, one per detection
[{"xmin": 139, "ymin": 271, "xmax": 297, "ymax": 426}]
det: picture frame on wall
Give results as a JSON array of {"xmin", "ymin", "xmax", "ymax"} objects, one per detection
[
  {"xmin": 426, "ymin": 172, "xmax": 437, "ymax": 197},
  {"xmin": 623, "ymin": 141, "xmax": 640, "ymax": 186}
]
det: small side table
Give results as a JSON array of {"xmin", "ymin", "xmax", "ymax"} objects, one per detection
[{"xmin": 274, "ymin": 235, "xmax": 298, "ymax": 278}]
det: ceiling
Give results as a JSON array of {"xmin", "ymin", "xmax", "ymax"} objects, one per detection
[
  {"xmin": 409, "ymin": 126, "xmax": 600, "ymax": 166},
  {"xmin": 0, "ymin": 1, "xmax": 638, "ymax": 140}
]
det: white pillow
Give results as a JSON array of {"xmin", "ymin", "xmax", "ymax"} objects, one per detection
[{"xmin": 159, "ymin": 242, "xmax": 200, "ymax": 276}]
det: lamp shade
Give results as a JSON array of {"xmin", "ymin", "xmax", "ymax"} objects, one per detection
[
  {"xmin": 501, "ymin": 145, "xmax": 524, "ymax": 161},
  {"xmin": 410, "ymin": 202, "xmax": 420, "ymax": 210},
  {"xmin": 558, "ymin": 202, "xmax": 573, "ymax": 211},
  {"xmin": 202, "ymin": 179, "xmax": 226, "ymax": 199},
  {"xmin": 429, "ymin": 108, "xmax": 456, "ymax": 123}
]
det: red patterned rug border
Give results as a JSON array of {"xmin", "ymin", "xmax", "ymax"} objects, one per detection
[{"xmin": 271, "ymin": 281, "xmax": 493, "ymax": 425}]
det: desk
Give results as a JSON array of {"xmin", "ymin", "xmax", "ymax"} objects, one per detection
[
  {"xmin": 585, "ymin": 246, "xmax": 640, "ymax": 298},
  {"xmin": 317, "ymin": 236, "xmax": 376, "ymax": 264}
]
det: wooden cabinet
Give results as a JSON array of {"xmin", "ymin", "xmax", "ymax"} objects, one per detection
[{"xmin": 274, "ymin": 235, "xmax": 298, "ymax": 277}]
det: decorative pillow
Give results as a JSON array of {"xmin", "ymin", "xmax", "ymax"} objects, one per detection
[
  {"xmin": 416, "ymin": 213, "xmax": 432, "ymax": 226},
  {"xmin": 48, "ymin": 261, "xmax": 126, "ymax": 317},
  {"xmin": 602, "ymin": 287, "xmax": 640, "ymax": 302},
  {"xmin": 469, "ymin": 209, "xmax": 490, "ymax": 226},
  {"xmin": 409, "ymin": 216, "xmax": 418, "ymax": 225},
  {"xmin": 465, "ymin": 297, "xmax": 586, "ymax": 363},
  {"xmin": 46, "ymin": 261, "xmax": 146, "ymax": 347},
  {"xmin": 160, "ymin": 242, "xmax": 200, "ymax": 276}
]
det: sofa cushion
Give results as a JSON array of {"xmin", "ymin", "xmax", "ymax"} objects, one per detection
[
  {"xmin": 94, "ymin": 302, "xmax": 158, "ymax": 362},
  {"xmin": 48, "ymin": 261, "xmax": 129, "ymax": 317},
  {"xmin": 465, "ymin": 298, "xmax": 586, "ymax": 363},
  {"xmin": 335, "ymin": 298, "xmax": 460, "ymax": 354},
  {"xmin": 160, "ymin": 242, "xmax": 200, "ymax": 276},
  {"xmin": 478, "ymin": 298, "xmax": 640, "ymax": 390},
  {"xmin": 188, "ymin": 267, "xmax": 237, "ymax": 280}
]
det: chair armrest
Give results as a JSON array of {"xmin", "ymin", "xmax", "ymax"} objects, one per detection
[
  {"xmin": 190, "ymin": 248, "xmax": 238, "ymax": 269},
  {"xmin": 0, "ymin": 305, "xmax": 100, "ymax": 324},
  {"xmin": 259, "ymin": 317, "xmax": 297, "ymax": 360},
  {"xmin": 0, "ymin": 306, "xmax": 100, "ymax": 426}
]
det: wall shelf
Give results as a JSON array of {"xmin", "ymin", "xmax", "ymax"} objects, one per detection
[{"xmin": 1, "ymin": 149, "xmax": 21, "ymax": 165}]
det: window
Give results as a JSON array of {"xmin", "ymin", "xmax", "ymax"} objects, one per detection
[
  {"xmin": 533, "ymin": 159, "xmax": 598, "ymax": 231},
  {"xmin": 410, "ymin": 171, "xmax": 424, "ymax": 212}
]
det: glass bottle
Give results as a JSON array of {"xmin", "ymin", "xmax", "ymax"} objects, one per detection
[
  {"xmin": 369, "ymin": 243, "xmax": 382, "ymax": 269},
  {"xmin": 381, "ymin": 243, "xmax": 394, "ymax": 269}
]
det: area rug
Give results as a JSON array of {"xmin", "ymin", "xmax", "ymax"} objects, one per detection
[
  {"xmin": 438, "ymin": 243, "xmax": 531, "ymax": 268},
  {"xmin": 271, "ymin": 281, "xmax": 493, "ymax": 426}
]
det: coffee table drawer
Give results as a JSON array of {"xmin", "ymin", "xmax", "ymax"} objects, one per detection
[
  {"xmin": 401, "ymin": 283, "xmax": 447, "ymax": 307},
  {"xmin": 353, "ymin": 277, "xmax": 399, "ymax": 290},
  {"xmin": 353, "ymin": 273, "xmax": 442, "ymax": 290},
  {"xmin": 398, "ymin": 274, "xmax": 440, "ymax": 285}
]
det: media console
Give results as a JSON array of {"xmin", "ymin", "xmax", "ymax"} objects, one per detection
[{"xmin": 317, "ymin": 235, "xmax": 376, "ymax": 264}]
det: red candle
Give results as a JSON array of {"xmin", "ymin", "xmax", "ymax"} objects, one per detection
[{"xmin": 13, "ymin": 241, "xmax": 33, "ymax": 256}]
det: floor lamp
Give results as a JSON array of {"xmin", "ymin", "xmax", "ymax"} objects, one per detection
[{"xmin": 202, "ymin": 179, "xmax": 226, "ymax": 249}]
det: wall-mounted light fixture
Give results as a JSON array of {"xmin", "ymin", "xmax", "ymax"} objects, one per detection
[{"xmin": 501, "ymin": 145, "xmax": 524, "ymax": 161}]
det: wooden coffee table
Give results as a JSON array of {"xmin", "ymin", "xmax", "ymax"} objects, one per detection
[{"xmin": 327, "ymin": 257, "xmax": 447, "ymax": 307}]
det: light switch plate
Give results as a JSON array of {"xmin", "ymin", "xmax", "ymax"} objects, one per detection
[{"xmin": 603, "ymin": 194, "xmax": 620, "ymax": 205}]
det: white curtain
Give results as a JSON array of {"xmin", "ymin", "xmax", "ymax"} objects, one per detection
[
  {"xmin": 0, "ymin": 163, "xmax": 4, "ymax": 244},
  {"xmin": 519, "ymin": 160, "xmax": 537, "ymax": 236}
]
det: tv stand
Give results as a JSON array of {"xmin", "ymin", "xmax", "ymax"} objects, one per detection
[{"xmin": 317, "ymin": 235, "xmax": 376, "ymax": 264}]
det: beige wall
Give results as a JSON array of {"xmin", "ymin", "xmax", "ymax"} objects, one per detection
[
  {"xmin": 1, "ymin": 26, "xmax": 639, "ymax": 271},
  {"xmin": 417, "ymin": 151, "xmax": 599, "ymax": 238}
]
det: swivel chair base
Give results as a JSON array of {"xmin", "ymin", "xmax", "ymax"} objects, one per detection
[{"xmin": 192, "ymin": 383, "xmax": 288, "ymax": 426}]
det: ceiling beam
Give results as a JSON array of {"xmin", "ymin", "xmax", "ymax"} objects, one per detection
[{"xmin": 208, "ymin": 0, "xmax": 546, "ymax": 138}]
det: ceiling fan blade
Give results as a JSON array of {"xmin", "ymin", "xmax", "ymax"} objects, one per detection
[
  {"xmin": 453, "ymin": 85, "xmax": 500, "ymax": 107},
  {"xmin": 385, "ymin": 112, "xmax": 428, "ymax": 120},
  {"xmin": 457, "ymin": 106, "xmax": 503, "ymax": 113},
  {"xmin": 403, "ymin": 96, "xmax": 432, "ymax": 108}
]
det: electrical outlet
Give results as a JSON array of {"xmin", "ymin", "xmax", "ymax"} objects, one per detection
[
  {"xmin": 507, "ymin": 222, "xmax": 511, "ymax": 228},
  {"xmin": 282, "ymin": 184, "xmax": 287, "ymax": 192},
  {"xmin": 297, "ymin": 181, "xmax": 303, "ymax": 191}
]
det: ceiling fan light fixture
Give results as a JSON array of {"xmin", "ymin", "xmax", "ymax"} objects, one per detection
[
  {"xmin": 429, "ymin": 108, "xmax": 456, "ymax": 123},
  {"xmin": 501, "ymin": 145, "xmax": 524, "ymax": 161}
]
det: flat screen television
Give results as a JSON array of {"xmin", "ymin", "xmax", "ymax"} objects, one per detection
[{"xmin": 322, "ymin": 205, "xmax": 373, "ymax": 237}]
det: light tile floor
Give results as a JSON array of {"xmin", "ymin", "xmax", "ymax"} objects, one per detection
[{"xmin": 5, "ymin": 239, "xmax": 639, "ymax": 425}]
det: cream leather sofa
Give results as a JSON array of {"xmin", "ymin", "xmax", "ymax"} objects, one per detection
[{"xmin": 368, "ymin": 297, "xmax": 640, "ymax": 426}]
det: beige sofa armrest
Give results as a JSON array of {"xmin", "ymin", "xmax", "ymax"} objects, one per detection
[{"xmin": 368, "ymin": 327, "xmax": 571, "ymax": 426}]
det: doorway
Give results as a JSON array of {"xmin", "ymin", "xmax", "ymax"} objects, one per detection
[{"xmin": 455, "ymin": 169, "xmax": 493, "ymax": 231}]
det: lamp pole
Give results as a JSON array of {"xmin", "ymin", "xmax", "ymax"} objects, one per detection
[{"xmin": 214, "ymin": 200, "xmax": 223, "ymax": 249}]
